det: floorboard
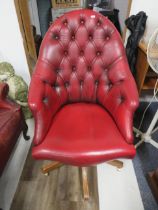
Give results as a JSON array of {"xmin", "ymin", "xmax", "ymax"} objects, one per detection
[{"xmin": 10, "ymin": 151, "xmax": 99, "ymax": 210}]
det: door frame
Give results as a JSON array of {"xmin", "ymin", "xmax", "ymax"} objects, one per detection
[{"xmin": 14, "ymin": 0, "xmax": 37, "ymax": 76}]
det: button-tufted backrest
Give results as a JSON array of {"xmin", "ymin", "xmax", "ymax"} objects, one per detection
[{"xmin": 32, "ymin": 9, "xmax": 137, "ymax": 121}]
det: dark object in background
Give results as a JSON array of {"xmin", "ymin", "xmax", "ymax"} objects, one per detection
[
  {"xmin": 97, "ymin": 0, "xmax": 112, "ymax": 10},
  {"xmin": 32, "ymin": 25, "xmax": 42, "ymax": 56},
  {"xmin": 87, "ymin": 0, "xmax": 98, "ymax": 9},
  {"xmin": 148, "ymin": 168, "xmax": 158, "ymax": 204},
  {"xmin": 99, "ymin": 9, "xmax": 122, "ymax": 35},
  {"xmin": 125, "ymin": 11, "xmax": 147, "ymax": 76},
  {"xmin": 37, "ymin": 0, "xmax": 52, "ymax": 38},
  {"xmin": 113, "ymin": 9, "xmax": 121, "ymax": 35},
  {"xmin": 87, "ymin": 0, "xmax": 112, "ymax": 10}
]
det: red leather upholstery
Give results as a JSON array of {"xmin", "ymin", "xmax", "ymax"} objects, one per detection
[
  {"xmin": 0, "ymin": 83, "xmax": 28, "ymax": 175},
  {"xmin": 32, "ymin": 103, "xmax": 136, "ymax": 166},
  {"xmin": 29, "ymin": 9, "xmax": 139, "ymax": 166}
]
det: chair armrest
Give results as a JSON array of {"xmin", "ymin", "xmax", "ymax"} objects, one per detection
[
  {"xmin": 0, "ymin": 82, "xmax": 19, "ymax": 110},
  {"xmin": 114, "ymin": 99, "xmax": 138, "ymax": 144},
  {"xmin": 0, "ymin": 82, "xmax": 8, "ymax": 99},
  {"xmin": 100, "ymin": 75, "xmax": 139, "ymax": 144},
  {"xmin": 99, "ymin": 54, "xmax": 139, "ymax": 144},
  {"xmin": 28, "ymin": 75, "xmax": 54, "ymax": 145},
  {"xmin": 111, "ymin": 80, "xmax": 139, "ymax": 144}
]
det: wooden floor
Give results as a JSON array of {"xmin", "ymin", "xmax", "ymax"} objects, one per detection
[{"xmin": 10, "ymin": 151, "xmax": 99, "ymax": 210}]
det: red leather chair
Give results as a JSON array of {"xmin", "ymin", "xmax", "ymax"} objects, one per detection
[
  {"xmin": 28, "ymin": 9, "xmax": 139, "ymax": 199},
  {"xmin": 0, "ymin": 83, "xmax": 29, "ymax": 176}
]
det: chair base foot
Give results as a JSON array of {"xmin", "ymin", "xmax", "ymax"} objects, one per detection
[
  {"xmin": 41, "ymin": 160, "xmax": 123, "ymax": 200},
  {"xmin": 41, "ymin": 162, "xmax": 90, "ymax": 200},
  {"xmin": 81, "ymin": 167, "xmax": 90, "ymax": 200},
  {"xmin": 107, "ymin": 160, "xmax": 124, "ymax": 169},
  {"xmin": 41, "ymin": 161, "xmax": 63, "ymax": 175},
  {"xmin": 44, "ymin": 172, "xmax": 49, "ymax": 176}
]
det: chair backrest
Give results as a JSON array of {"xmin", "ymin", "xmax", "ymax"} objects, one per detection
[{"xmin": 33, "ymin": 9, "xmax": 135, "ymax": 112}]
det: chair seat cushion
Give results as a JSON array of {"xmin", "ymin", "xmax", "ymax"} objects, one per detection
[{"xmin": 32, "ymin": 103, "xmax": 136, "ymax": 166}]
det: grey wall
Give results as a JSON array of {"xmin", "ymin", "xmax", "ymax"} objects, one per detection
[
  {"xmin": 37, "ymin": 0, "xmax": 52, "ymax": 38},
  {"xmin": 113, "ymin": 0, "xmax": 129, "ymax": 33}
]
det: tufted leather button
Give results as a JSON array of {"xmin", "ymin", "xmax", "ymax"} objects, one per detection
[
  {"xmin": 65, "ymin": 82, "xmax": 69, "ymax": 87},
  {"xmin": 106, "ymin": 36, "xmax": 110, "ymax": 41},
  {"xmin": 97, "ymin": 20, "xmax": 102, "ymax": 26},
  {"xmin": 80, "ymin": 19, "xmax": 85, "ymax": 24},
  {"xmin": 43, "ymin": 97, "xmax": 48, "ymax": 104},
  {"xmin": 96, "ymin": 51, "xmax": 101, "ymax": 56},
  {"xmin": 80, "ymin": 80, "xmax": 83, "ymax": 86},
  {"xmin": 43, "ymin": 80, "xmax": 48, "ymax": 84},
  {"xmin": 119, "ymin": 79, "xmax": 124, "ymax": 83},
  {"xmin": 52, "ymin": 83, "xmax": 59, "ymax": 89},
  {"xmin": 56, "ymin": 86, "xmax": 60, "ymax": 93},
  {"xmin": 71, "ymin": 35, "xmax": 75, "ymax": 40},
  {"xmin": 95, "ymin": 80, "xmax": 99, "ymax": 85},
  {"xmin": 52, "ymin": 33, "xmax": 59, "ymax": 40},
  {"xmin": 72, "ymin": 66, "xmax": 76, "ymax": 71},
  {"xmin": 119, "ymin": 95, "xmax": 125, "ymax": 104},
  {"xmin": 64, "ymin": 50, "xmax": 68, "ymax": 56},
  {"xmin": 80, "ymin": 50, "xmax": 84, "ymax": 56},
  {"xmin": 88, "ymin": 66, "xmax": 91, "ymax": 71},
  {"xmin": 56, "ymin": 68, "xmax": 60, "ymax": 73},
  {"xmin": 89, "ymin": 35, "xmax": 93, "ymax": 41},
  {"xmin": 63, "ymin": 20, "xmax": 68, "ymax": 26},
  {"xmin": 107, "ymin": 82, "xmax": 113, "ymax": 90}
]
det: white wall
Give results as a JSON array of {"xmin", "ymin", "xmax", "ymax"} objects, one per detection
[
  {"xmin": 0, "ymin": 0, "xmax": 30, "ymax": 84},
  {"xmin": 129, "ymin": 0, "xmax": 158, "ymax": 44}
]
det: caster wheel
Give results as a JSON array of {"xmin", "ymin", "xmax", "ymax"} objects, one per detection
[{"xmin": 44, "ymin": 172, "xmax": 49, "ymax": 176}]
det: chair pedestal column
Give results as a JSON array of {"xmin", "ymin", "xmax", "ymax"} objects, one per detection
[
  {"xmin": 41, "ymin": 161, "xmax": 90, "ymax": 199},
  {"xmin": 41, "ymin": 159, "xmax": 124, "ymax": 199}
]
